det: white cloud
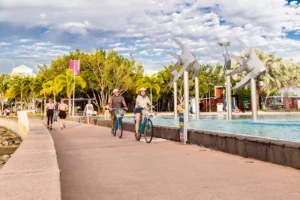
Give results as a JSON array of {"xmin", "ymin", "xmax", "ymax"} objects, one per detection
[
  {"xmin": 35, "ymin": 41, "xmax": 52, "ymax": 46},
  {"xmin": 109, "ymin": 43, "xmax": 122, "ymax": 47},
  {"xmin": 40, "ymin": 13, "xmax": 46, "ymax": 19},
  {"xmin": 52, "ymin": 45, "xmax": 71, "ymax": 49},
  {"xmin": 0, "ymin": 42, "xmax": 11, "ymax": 46},
  {"xmin": 139, "ymin": 50, "xmax": 149, "ymax": 56},
  {"xmin": 113, "ymin": 46, "xmax": 136, "ymax": 51},
  {"xmin": 19, "ymin": 39, "xmax": 33, "ymax": 43},
  {"xmin": 1, "ymin": 0, "xmax": 300, "ymax": 73}
]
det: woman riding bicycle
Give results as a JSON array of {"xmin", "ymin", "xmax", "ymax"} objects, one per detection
[{"xmin": 134, "ymin": 88, "xmax": 152, "ymax": 137}]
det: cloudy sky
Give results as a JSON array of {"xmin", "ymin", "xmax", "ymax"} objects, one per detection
[{"xmin": 0, "ymin": 0, "xmax": 299, "ymax": 74}]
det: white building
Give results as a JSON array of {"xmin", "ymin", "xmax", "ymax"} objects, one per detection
[{"xmin": 11, "ymin": 65, "xmax": 36, "ymax": 77}]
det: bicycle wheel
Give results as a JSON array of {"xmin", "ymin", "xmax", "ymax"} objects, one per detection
[
  {"xmin": 144, "ymin": 119, "xmax": 153, "ymax": 143},
  {"xmin": 117, "ymin": 118, "xmax": 123, "ymax": 138},
  {"xmin": 113, "ymin": 118, "xmax": 118, "ymax": 136}
]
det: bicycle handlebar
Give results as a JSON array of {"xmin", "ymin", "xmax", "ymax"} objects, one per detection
[
  {"xmin": 111, "ymin": 108, "xmax": 127, "ymax": 111},
  {"xmin": 137, "ymin": 106, "xmax": 155, "ymax": 110}
]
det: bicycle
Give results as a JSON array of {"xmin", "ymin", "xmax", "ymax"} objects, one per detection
[
  {"xmin": 112, "ymin": 108, "xmax": 126, "ymax": 138},
  {"xmin": 78, "ymin": 116, "xmax": 86, "ymax": 123},
  {"xmin": 134, "ymin": 107, "xmax": 153, "ymax": 143}
]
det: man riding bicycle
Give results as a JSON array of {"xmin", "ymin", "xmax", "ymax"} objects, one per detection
[
  {"xmin": 134, "ymin": 88, "xmax": 152, "ymax": 137},
  {"xmin": 109, "ymin": 89, "xmax": 128, "ymax": 134}
]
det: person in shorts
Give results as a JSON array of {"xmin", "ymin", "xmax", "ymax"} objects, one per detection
[
  {"xmin": 84, "ymin": 99, "xmax": 94, "ymax": 124},
  {"xmin": 46, "ymin": 99, "xmax": 55, "ymax": 130},
  {"xmin": 58, "ymin": 99, "xmax": 67, "ymax": 130},
  {"xmin": 109, "ymin": 89, "xmax": 128, "ymax": 134}
]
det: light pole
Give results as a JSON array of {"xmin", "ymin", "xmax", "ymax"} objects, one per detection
[
  {"xmin": 174, "ymin": 82, "xmax": 177, "ymax": 119},
  {"xmin": 195, "ymin": 76, "xmax": 199, "ymax": 119},
  {"xmin": 219, "ymin": 42, "xmax": 232, "ymax": 120}
]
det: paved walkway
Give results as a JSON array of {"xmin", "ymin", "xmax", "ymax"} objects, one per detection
[{"xmin": 49, "ymin": 121, "xmax": 300, "ymax": 200}]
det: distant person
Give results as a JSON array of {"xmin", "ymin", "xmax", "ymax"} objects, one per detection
[
  {"xmin": 177, "ymin": 103, "xmax": 183, "ymax": 113},
  {"xmin": 58, "ymin": 99, "xmax": 67, "ymax": 130},
  {"xmin": 104, "ymin": 103, "xmax": 110, "ymax": 120},
  {"xmin": 46, "ymin": 99, "xmax": 55, "ymax": 130},
  {"xmin": 4, "ymin": 108, "xmax": 10, "ymax": 118},
  {"xmin": 84, "ymin": 99, "xmax": 94, "ymax": 124},
  {"xmin": 233, "ymin": 106, "xmax": 240, "ymax": 113},
  {"xmin": 54, "ymin": 101, "xmax": 59, "ymax": 122}
]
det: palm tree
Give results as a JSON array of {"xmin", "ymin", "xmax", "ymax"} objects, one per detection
[
  {"xmin": 6, "ymin": 75, "xmax": 31, "ymax": 111},
  {"xmin": 136, "ymin": 74, "xmax": 163, "ymax": 112},
  {"xmin": 29, "ymin": 76, "xmax": 44, "ymax": 110},
  {"xmin": 55, "ymin": 69, "xmax": 86, "ymax": 114},
  {"xmin": 40, "ymin": 78, "xmax": 64, "ymax": 102},
  {"xmin": 0, "ymin": 74, "xmax": 10, "ymax": 112}
]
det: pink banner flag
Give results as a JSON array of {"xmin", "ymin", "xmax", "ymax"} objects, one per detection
[
  {"xmin": 76, "ymin": 60, "xmax": 80, "ymax": 75},
  {"xmin": 70, "ymin": 60, "xmax": 74, "ymax": 71},
  {"xmin": 70, "ymin": 60, "xmax": 80, "ymax": 75}
]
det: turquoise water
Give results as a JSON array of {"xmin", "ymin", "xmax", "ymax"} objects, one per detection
[{"xmin": 122, "ymin": 114, "xmax": 300, "ymax": 142}]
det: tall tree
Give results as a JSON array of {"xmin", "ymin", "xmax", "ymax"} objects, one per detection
[
  {"xmin": 40, "ymin": 78, "xmax": 64, "ymax": 102},
  {"xmin": 80, "ymin": 49, "xmax": 141, "ymax": 111},
  {"xmin": 6, "ymin": 75, "xmax": 31, "ymax": 111},
  {"xmin": 55, "ymin": 69, "xmax": 86, "ymax": 114},
  {"xmin": 0, "ymin": 74, "xmax": 10, "ymax": 112}
]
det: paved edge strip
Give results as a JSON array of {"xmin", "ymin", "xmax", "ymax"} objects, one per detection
[{"xmin": 0, "ymin": 116, "xmax": 61, "ymax": 200}]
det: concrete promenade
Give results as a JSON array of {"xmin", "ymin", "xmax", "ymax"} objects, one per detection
[{"xmin": 50, "ymin": 121, "xmax": 300, "ymax": 200}]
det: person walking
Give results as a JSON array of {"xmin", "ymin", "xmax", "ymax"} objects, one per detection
[
  {"xmin": 58, "ymin": 99, "xmax": 67, "ymax": 130},
  {"xmin": 46, "ymin": 99, "xmax": 55, "ymax": 130},
  {"xmin": 84, "ymin": 99, "xmax": 94, "ymax": 124}
]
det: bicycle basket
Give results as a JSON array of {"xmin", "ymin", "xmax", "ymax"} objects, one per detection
[{"xmin": 114, "ymin": 109, "xmax": 125, "ymax": 118}]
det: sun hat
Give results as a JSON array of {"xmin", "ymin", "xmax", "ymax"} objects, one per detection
[
  {"xmin": 113, "ymin": 89, "xmax": 119, "ymax": 93},
  {"xmin": 139, "ymin": 88, "xmax": 146, "ymax": 92}
]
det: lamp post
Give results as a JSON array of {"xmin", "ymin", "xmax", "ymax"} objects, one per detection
[
  {"xmin": 174, "ymin": 81, "xmax": 177, "ymax": 119},
  {"xmin": 219, "ymin": 42, "xmax": 232, "ymax": 120},
  {"xmin": 195, "ymin": 76, "xmax": 199, "ymax": 119}
]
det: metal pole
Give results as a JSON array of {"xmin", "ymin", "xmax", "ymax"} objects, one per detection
[
  {"xmin": 226, "ymin": 75, "xmax": 232, "ymax": 120},
  {"xmin": 250, "ymin": 78, "xmax": 257, "ymax": 121},
  {"xmin": 209, "ymin": 90, "xmax": 211, "ymax": 112},
  {"xmin": 183, "ymin": 70, "xmax": 189, "ymax": 144},
  {"xmin": 195, "ymin": 77, "xmax": 199, "ymax": 119},
  {"xmin": 174, "ymin": 82, "xmax": 177, "ymax": 119},
  {"xmin": 72, "ymin": 60, "xmax": 76, "ymax": 117}
]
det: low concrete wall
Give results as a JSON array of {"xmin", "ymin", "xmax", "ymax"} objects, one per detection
[
  {"xmin": 95, "ymin": 119, "xmax": 300, "ymax": 170},
  {"xmin": 0, "ymin": 112, "xmax": 61, "ymax": 200},
  {"xmin": 188, "ymin": 130, "xmax": 300, "ymax": 170},
  {"xmin": 0, "ymin": 117, "xmax": 19, "ymax": 137}
]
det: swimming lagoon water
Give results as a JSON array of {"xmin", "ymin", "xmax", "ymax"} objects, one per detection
[{"xmin": 122, "ymin": 114, "xmax": 300, "ymax": 142}]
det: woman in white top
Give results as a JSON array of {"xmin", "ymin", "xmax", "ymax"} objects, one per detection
[
  {"xmin": 84, "ymin": 99, "xmax": 94, "ymax": 124},
  {"xmin": 58, "ymin": 99, "xmax": 67, "ymax": 130},
  {"xmin": 134, "ymin": 88, "xmax": 152, "ymax": 136},
  {"xmin": 46, "ymin": 99, "xmax": 55, "ymax": 130}
]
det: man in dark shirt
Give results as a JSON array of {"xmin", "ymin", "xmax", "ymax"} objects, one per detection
[{"xmin": 109, "ymin": 89, "xmax": 128, "ymax": 134}]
